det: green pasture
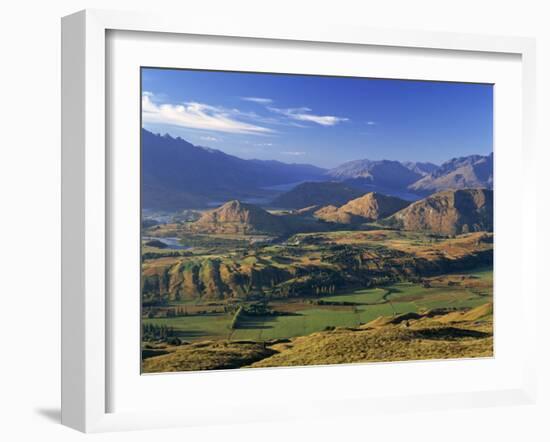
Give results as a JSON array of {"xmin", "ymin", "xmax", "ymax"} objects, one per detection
[
  {"xmin": 143, "ymin": 268, "xmax": 493, "ymax": 343},
  {"xmin": 144, "ymin": 314, "xmax": 233, "ymax": 341},
  {"xmin": 319, "ymin": 287, "xmax": 388, "ymax": 304}
]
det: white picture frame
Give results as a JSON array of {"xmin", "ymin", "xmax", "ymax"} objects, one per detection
[{"xmin": 61, "ymin": 9, "xmax": 538, "ymax": 433}]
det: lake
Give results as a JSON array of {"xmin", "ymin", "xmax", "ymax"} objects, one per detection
[{"xmin": 142, "ymin": 236, "xmax": 192, "ymax": 250}]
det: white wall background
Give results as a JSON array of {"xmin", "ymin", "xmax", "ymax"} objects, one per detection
[{"xmin": 0, "ymin": 1, "xmax": 548, "ymax": 440}]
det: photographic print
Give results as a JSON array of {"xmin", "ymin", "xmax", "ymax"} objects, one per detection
[{"xmin": 140, "ymin": 68, "xmax": 493, "ymax": 373}]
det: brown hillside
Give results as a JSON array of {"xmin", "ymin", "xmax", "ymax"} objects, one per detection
[
  {"xmin": 314, "ymin": 192, "xmax": 409, "ymax": 224},
  {"xmin": 141, "ymin": 230, "xmax": 492, "ymax": 302},
  {"xmin": 437, "ymin": 303, "xmax": 493, "ymax": 323},
  {"xmin": 386, "ymin": 188, "xmax": 493, "ymax": 235},
  {"xmin": 338, "ymin": 192, "xmax": 410, "ymax": 220},
  {"xmin": 250, "ymin": 319, "xmax": 492, "ymax": 368},
  {"xmin": 191, "ymin": 200, "xmax": 287, "ymax": 235},
  {"xmin": 313, "ymin": 205, "xmax": 362, "ymax": 224}
]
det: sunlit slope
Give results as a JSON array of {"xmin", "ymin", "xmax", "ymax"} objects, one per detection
[
  {"xmin": 142, "ymin": 303, "xmax": 493, "ymax": 373},
  {"xmin": 142, "ymin": 230, "xmax": 493, "ymax": 302}
]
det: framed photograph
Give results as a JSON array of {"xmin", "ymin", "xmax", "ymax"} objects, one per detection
[{"xmin": 61, "ymin": 9, "xmax": 538, "ymax": 432}]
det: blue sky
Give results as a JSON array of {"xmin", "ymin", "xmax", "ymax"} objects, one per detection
[{"xmin": 142, "ymin": 68, "xmax": 493, "ymax": 169}]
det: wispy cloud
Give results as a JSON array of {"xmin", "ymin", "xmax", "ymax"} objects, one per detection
[
  {"xmin": 241, "ymin": 97, "xmax": 273, "ymax": 104},
  {"xmin": 268, "ymin": 106, "xmax": 348, "ymax": 127},
  {"xmin": 199, "ymin": 135, "xmax": 220, "ymax": 142},
  {"xmin": 282, "ymin": 151, "xmax": 306, "ymax": 156},
  {"xmin": 142, "ymin": 92, "xmax": 274, "ymax": 135},
  {"xmin": 366, "ymin": 121, "xmax": 377, "ymax": 125}
]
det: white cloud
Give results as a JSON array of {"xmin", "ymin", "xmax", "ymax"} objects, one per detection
[
  {"xmin": 142, "ymin": 92, "xmax": 274, "ymax": 135},
  {"xmin": 241, "ymin": 97, "xmax": 273, "ymax": 104},
  {"xmin": 366, "ymin": 121, "xmax": 377, "ymax": 125},
  {"xmin": 199, "ymin": 135, "xmax": 219, "ymax": 142},
  {"xmin": 282, "ymin": 151, "xmax": 306, "ymax": 156},
  {"xmin": 268, "ymin": 106, "xmax": 348, "ymax": 126}
]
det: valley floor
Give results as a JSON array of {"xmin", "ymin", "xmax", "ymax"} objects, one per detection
[{"xmin": 142, "ymin": 267, "xmax": 493, "ymax": 373}]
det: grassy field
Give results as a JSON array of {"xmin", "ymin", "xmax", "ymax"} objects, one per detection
[
  {"xmin": 143, "ymin": 304, "xmax": 494, "ymax": 373},
  {"xmin": 143, "ymin": 267, "xmax": 492, "ymax": 342}
]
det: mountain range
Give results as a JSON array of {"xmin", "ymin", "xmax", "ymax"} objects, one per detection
[
  {"xmin": 408, "ymin": 153, "xmax": 493, "ymax": 194},
  {"xmin": 402, "ymin": 161, "xmax": 439, "ymax": 176},
  {"xmin": 141, "ymin": 129, "xmax": 493, "ymax": 210},
  {"xmin": 326, "ymin": 159, "xmax": 423, "ymax": 189},
  {"xmin": 142, "ymin": 129, "xmax": 325, "ymax": 209}
]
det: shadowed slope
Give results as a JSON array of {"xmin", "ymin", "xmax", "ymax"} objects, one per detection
[{"xmin": 271, "ymin": 181, "xmax": 364, "ymax": 209}]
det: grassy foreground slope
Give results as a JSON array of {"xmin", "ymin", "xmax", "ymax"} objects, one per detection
[
  {"xmin": 143, "ymin": 341, "xmax": 275, "ymax": 373},
  {"xmin": 142, "ymin": 303, "xmax": 493, "ymax": 373},
  {"xmin": 251, "ymin": 304, "xmax": 492, "ymax": 368}
]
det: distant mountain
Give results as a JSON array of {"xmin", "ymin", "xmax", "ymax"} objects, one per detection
[
  {"xmin": 402, "ymin": 161, "xmax": 439, "ymax": 177},
  {"xmin": 270, "ymin": 181, "xmax": 365, "ymax": 209},
  {"xmin": 247, "ymin": 159, "xmax": 324, "ymax": 180},
  {"xmin": 326, "ymin": 155, "xmax": 493, "ymax": 200},
  {"xmin": 385, "ymin": 188, "xmax": 493, "ymax": 235},
  {"xmin": 408, "ymin": 154, "xmax": 493, "ymax": 194},
  {"xmin": 190, "ymin": 200, "xmax": 287, "ymax": 235},
  {"xmin": 142, "ymin": 129, "xmax": 326, "ymax": 209},
  {"xmin": 326, "ymin": 159, "xmax": 422, "ymax": 189},
  {"xmin": 314, "ymin": 192, "xmax": 410, "ymax": 224},
  {"xmin": 142, "ymin": 129, "xmax": 493, "ymax": 211}
]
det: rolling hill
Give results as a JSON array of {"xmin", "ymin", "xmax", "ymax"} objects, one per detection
[
  {"xmin": 190, "ymin": 200, "xmax": 287, "ymax": 235},
  {"xmin": 313, "ymin": 205, "xmax": 361, "ymax": 224},
  {"xmin": 314, "ymin": 192, "xmax": 410, "ymax": 224},
  {"xmin": 337, "ymin": 192, "xmax": 410, "ymax": 220},
  {"xmin": 385, "ymin": 188, "xmax": 493, "ymax": 235},
  {"xmin": 141, "ymin": 229, "xmax": 493, "ymax": 302}
]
